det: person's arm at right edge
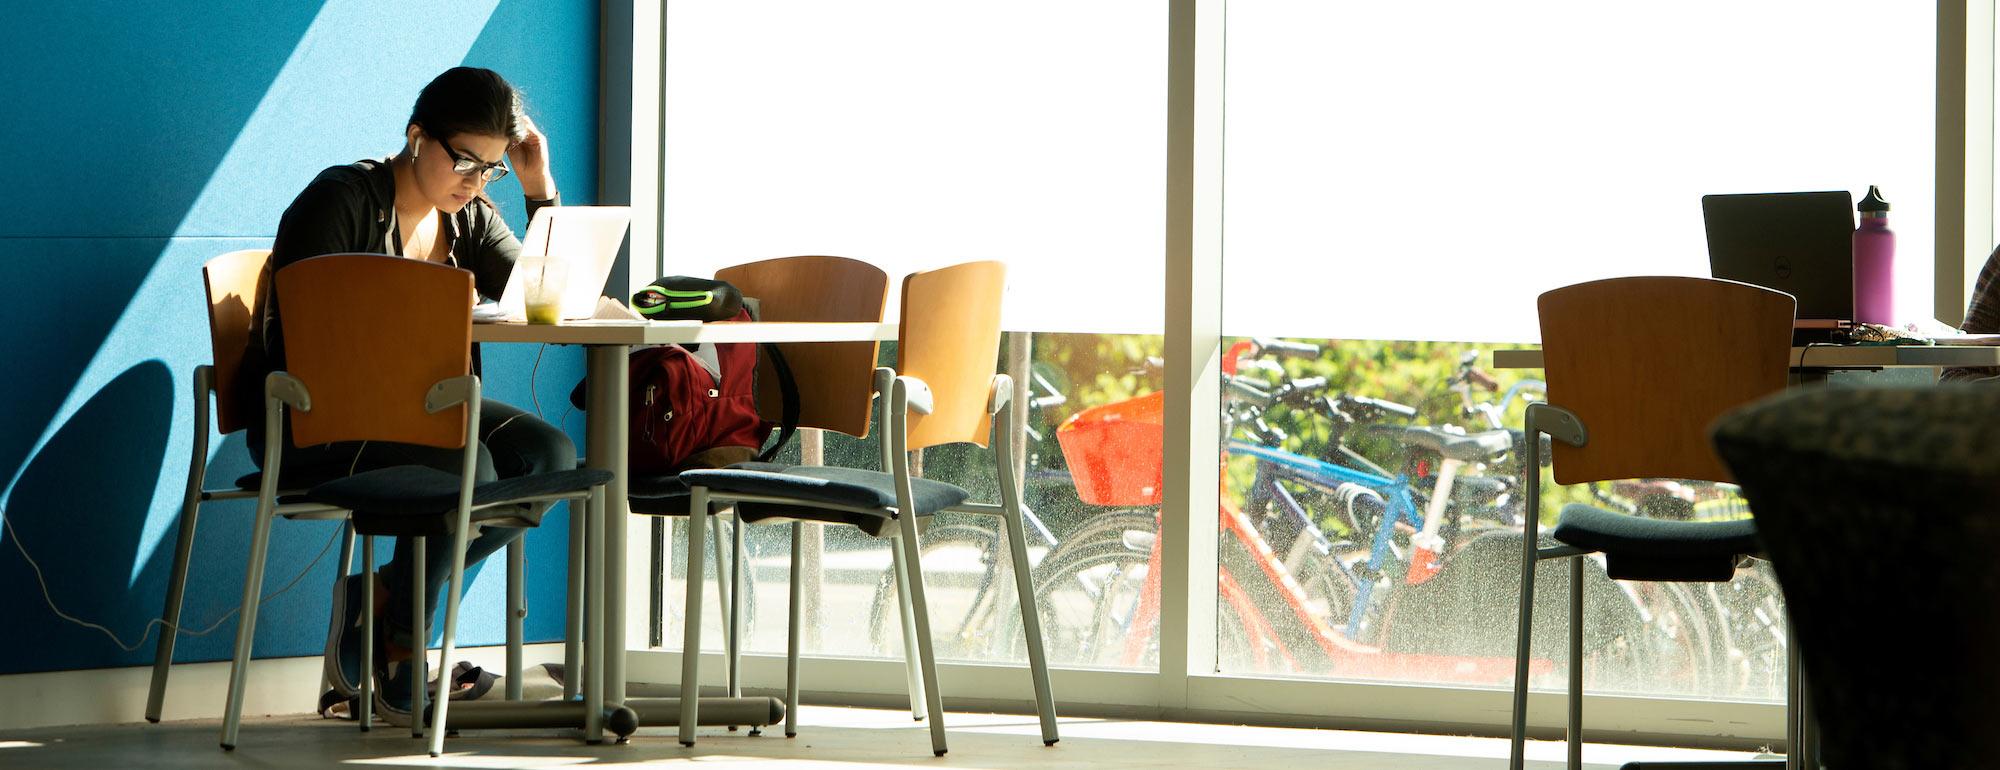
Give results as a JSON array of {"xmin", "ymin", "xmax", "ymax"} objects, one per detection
[{"xmin": 1942, "ymin": 243, "xmax": 2000, "ymax": 383}]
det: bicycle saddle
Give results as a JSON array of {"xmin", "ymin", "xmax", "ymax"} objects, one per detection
[{"xmin": 1373, "ymin": 426, "xmax": 1515, "ymax": 462}]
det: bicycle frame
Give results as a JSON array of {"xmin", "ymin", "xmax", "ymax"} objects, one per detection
[
  {"xmin": 1228, "ymin": 440, "xmax": 1424, "ymax": 641},
  {"xmin": 1103, "ymin": 440, "xmax": 1539, "ymax": 684}
]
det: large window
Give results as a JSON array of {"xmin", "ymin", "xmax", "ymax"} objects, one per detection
[
  {"xmin": 655, "ymin": 0, "xmax": 1168, "ymax": 667},
  {"xmin": 630, "ymin": 0, "xmax": 1963, "ymax": 745},
  {"xmin": 1219, "ymin": 0, "xmax": 1934, "ymax": 700}
]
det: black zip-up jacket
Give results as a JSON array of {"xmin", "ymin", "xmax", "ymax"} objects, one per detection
[{"xmin": 247, "ymin": 157, "xmax": 557, "ymax": 435}]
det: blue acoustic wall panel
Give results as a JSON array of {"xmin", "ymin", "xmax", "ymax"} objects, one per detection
[{"xmin": 0, "ymin": 0, "xmax": 600, "ymax": 676}]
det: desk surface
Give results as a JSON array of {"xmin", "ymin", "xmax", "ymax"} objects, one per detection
[
  {"xmin": 472, "ymin": 320, "xmax": 900, "ymax": 345},
  {"xmin": 1493, "ymin": 344, "xmax": 2000, "ymax": 370}
]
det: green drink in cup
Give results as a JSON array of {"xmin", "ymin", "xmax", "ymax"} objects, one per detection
[{"xmin": 522, "ymin": 256, "xmax": 568, "ymax": 325}]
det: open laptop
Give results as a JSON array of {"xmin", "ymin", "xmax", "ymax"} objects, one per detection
[
  {"xmin": 1701, "ymin": 191, "xmax": 1854, "ymax": 325},
  {"xmin": 491, "ymin": 205, "xmax": 632, "ymax": 321}
]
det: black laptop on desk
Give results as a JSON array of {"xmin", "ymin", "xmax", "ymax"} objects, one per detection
[{"xmin": 1701, "ymin": 191, "xmax": 1855, "ymax": 338}]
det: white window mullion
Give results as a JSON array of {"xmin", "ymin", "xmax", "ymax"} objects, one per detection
[
  {"xmin": 1161, "ymin": 0, "xmax": 1226, "ymax": 698},
  {"xmin": 1939, "ymin": 0, "xmax": 1991, "ymax": 326}
]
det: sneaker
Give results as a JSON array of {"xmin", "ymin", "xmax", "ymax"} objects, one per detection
[
  {"xmin": 321, "ymin": 573, "xmax": 368, "ymax": 697},
  {"xmin": 371, "ymin": 658, "xmax": 421, "ymax": 728}
]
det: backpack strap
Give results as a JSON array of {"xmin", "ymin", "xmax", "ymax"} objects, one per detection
[{"xmin": 755, "ymin": 342, "xmax": 801, "ymax": 462}]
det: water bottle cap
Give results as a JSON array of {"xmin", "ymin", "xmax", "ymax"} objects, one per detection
[{"xmin": 1859, "ymin": 185, "xmax": 1890, "ymax": 213}]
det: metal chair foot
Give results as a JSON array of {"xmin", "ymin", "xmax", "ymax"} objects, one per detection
[{"xmin": 1045, "ymin": 739, "xmax": 1059, "ymax": 746}]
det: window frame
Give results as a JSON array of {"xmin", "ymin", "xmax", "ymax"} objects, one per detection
[{"xmin": 610, "ymin": 0, "xmax": 1982, "ymax": 748}]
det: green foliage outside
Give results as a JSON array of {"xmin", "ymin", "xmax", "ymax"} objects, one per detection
[{"xmin": 808, "ymin": 332, "xmax": 1735, "ymax": 542}]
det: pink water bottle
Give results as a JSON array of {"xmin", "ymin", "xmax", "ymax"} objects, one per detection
[{"xmin": 1852, "ymin": 185, "xmax": 1895, "ymax": 325}]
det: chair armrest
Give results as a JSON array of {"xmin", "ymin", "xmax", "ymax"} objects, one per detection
[
  {"xmin": 266, "ymin": 371, "xmax": 310, "ymax": 412},
  {"xmin": 896, "ymin": 375, "xmax": 934, "ymax": 416},
  {"xmin": 426, "ymin": 374, "xmax": 482, "ymax": 413},
  {"xmin": 987, "ymin": 373, "xmax": 1013, "ymax": 416},
  {"xmin": 1526, "ymin": 402, "xmax": 1586, "ymax": 447}
]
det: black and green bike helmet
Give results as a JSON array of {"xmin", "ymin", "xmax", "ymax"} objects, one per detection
[{"xmin": 631, "ymin": 276, "xmax": 743, "ymax": 322}]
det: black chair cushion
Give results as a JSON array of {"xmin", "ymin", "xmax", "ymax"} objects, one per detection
[
  {"xmin": 307, "ymin": 466, "xmax": 612, "ymax": 538},
  {"xmin": 627, "ymin": 462, "xmax": 789, "ymax": 516},
  {"xmin": 1551, "ymin": 503, "xmax": 1757, "ymax": 581},
  {"xmin": 676, "ymin": 465, "xmax": 972, "ymax": 537},
  {"xmin": 236, "ymin": 464, "xmax": 359, "ymax": 492}
]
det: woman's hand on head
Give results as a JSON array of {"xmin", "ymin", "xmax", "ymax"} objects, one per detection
[{"xmin": 509, "ymin": 113, "xmax": 556, "ymax": 200}]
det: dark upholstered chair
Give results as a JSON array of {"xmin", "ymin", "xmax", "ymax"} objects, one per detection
[{"xmin": 1715, "ymin": 384, "xmax": 2000, "ymax": 769}]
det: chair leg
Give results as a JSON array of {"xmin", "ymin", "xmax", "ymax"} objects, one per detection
[
  {"xmin": 154, "ymin": 371, "xmax": 213, "ymax": 725},
  {"xmin": 148, "ymin": 483, "xmax": 205, "ymax": 723},
  {"xmin": 585, "ymin": 490, "xmax": 606, "ymax": 743},
  {"xmin": 359, "ymin": 536, "xmax": 374, "ymax": 731},
  {"xmin": 411, "ymin": 537, "xmax": 427, "ymax": 740},
  {"xmin": 506, "ymin": 537, "xmax": 525, "ymax": 702},
  {"xmin": 428, "ymin": 520, "xmax": 477, "ymax": 757},
  {"xmin": 1787, "ymin": 618, "xmax": 1815, "ymax": 770},
  {"xmin": 786, "ymin": 521, "xmax": 803, "ymax": 739},
  {"xmin": 1000, "ymin": 499, "xmax": 1059, "ymax": 745},
  {"xmin": 218, "ymin": 496, "xmax": 279, "ymax": 750},
  {"xmin": 1568, "ymin": 557, "xmax": 1584, "ymax": 770},
  {"xmin": 894, "ymin": 518, "xmax": 950, "ymax": 756},
  {"xmin": 711, "ymin": 516, "xmax": 732, "ymax": 658},
  {"xmin": 1508, "ymin": 546, "xmax": 1540, "ymax": 770},
  {"xmin": 730, "ymin": 509, "xmax": 753, "ymax": 735},
  {"xmin": 566, "ymin": 494, "xmax": 586, "ymax": 702},
  {"xmin": 889, "ymin": 532, "xmax": 928, "ymax": 723},
  {"xmin": 679, "ymin": 489, "xmax": 710, "ymax": 747}
]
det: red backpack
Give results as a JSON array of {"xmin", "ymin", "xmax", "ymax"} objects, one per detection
[{"xmin": 571, "ymin": 309, "xmax": 798, "ymax": 473}]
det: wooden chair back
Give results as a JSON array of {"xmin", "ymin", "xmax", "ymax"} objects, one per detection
[
  {"xmin": 275, "ymin": 254, "xmax": 474, "ymax": 449},
  {"xmin": 202, "ymin": 249, "xmax": 274, "ymax": 435},
  {"xmin": 716, "ymin": 256, "xmax": 889, "ymax": 438},
  {"xmin": 1538, "ymin": 276, "xmax": 1793, "ymax": 485},
  {"xmin": 897, "ymin": 261, "xmax": 1006, "ymax": 451}
]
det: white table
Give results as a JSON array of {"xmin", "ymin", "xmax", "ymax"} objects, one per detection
[
  {"xmin": 453, "ymin": 319, "xmax": 898, "ymax": 740},
  {"xmin": 1493, "ymin": 344, "xmax": 2000, "ymax": 371}
]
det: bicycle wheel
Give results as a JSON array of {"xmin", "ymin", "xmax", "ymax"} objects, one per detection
[
  {"xmin": 674, "ymin": 515, "xmax": 760, "ymax": 652},
  {"xmin": 1707, "ymin": 559, "xmax": 1787, "ymax": 699},
  {"xmin": 1286, "ymin": 548, "xmax": 1361, "ymax": 641},
  {"xmin": 864, "ymin": 521, "xmax": 1016, "ymax": 661},
  {"xmin": 1609, "ymin": 580, "xmax": 1719, "ymax": 695},
  {"xmin": 1028, "ymin": 531, "xmax": 1157, "ymax": 668}
]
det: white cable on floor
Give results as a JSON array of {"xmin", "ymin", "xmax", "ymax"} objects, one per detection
[{"xmin": 1, "ymin": 507, "xmax": 343, "ymax": 653}]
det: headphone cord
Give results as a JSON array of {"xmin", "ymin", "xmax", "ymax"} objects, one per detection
[{"xmin": 1, "ymin": 506, "xmax": 343, "ymax": 653}]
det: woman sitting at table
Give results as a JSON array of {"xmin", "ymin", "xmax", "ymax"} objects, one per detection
[{"xmin": 247, "ymin": 66, "xmax": 575, "ymax": 721}]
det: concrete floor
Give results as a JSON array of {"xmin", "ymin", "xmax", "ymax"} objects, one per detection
[{"xmin": 0, "ymin": 705, "xmax": 1765, "ymax": 769}]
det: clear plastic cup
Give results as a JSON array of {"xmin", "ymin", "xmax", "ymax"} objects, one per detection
[{"xmin": 521, "ymin": 256, "xmax": 568, "ymax": 325}]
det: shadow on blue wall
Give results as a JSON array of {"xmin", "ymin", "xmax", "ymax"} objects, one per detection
[
  {"xmin": 0, "ymin": 0, "xmax": 599, "ymax": 677},
  {"xmin": 0, "ymin": 1, "xmax": 330, "ymax": 501},
  {"xmin": 0, "ymin": 361, "xmax": 176, "ymax": 671}
]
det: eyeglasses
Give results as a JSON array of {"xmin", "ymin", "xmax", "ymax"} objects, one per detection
[{"xmin": 435, "ymin": 136, "xmax": 511, "ymax": 183}]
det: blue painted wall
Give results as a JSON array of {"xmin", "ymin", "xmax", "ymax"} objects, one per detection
[{"xmin": 0, "ymin": 0, "xmax": 600, "ymax": 675}]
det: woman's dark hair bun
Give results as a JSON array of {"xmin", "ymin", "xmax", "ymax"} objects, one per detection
[{"xmin": 409, "ymin": 67, "xmax": 526, "ymax": 145}]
